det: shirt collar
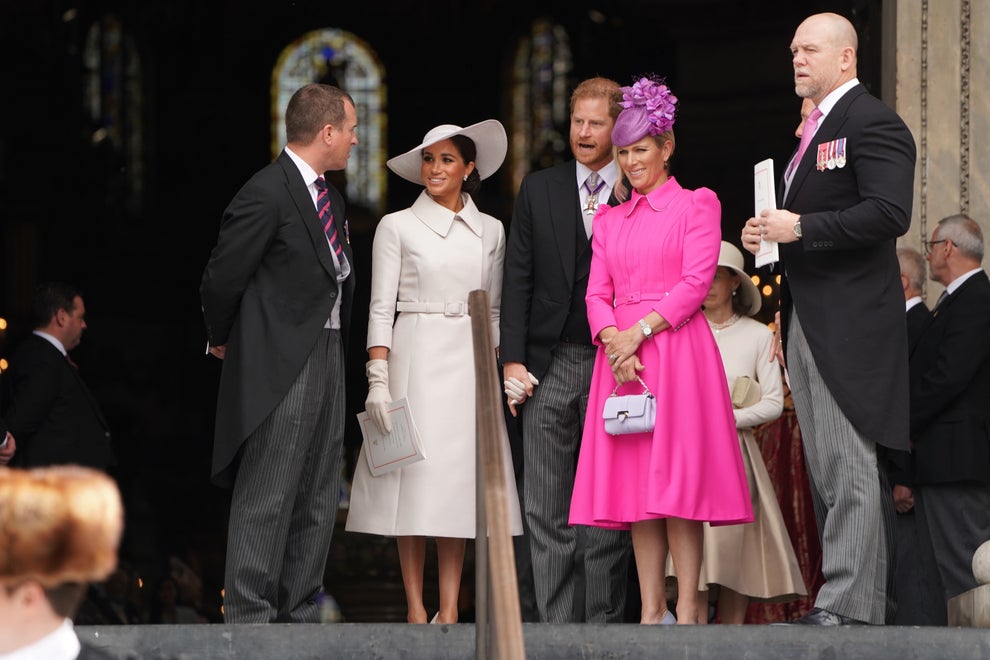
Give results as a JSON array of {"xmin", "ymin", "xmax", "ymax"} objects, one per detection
[
  {"xmin": 284, "ymin": 146, "xmax": 321, "ymax": 187},
  {"xmin": 33, "ymin": 331, "xmax": 67, "ymax": 356},
  {"xmin": 576, "ymin": 159, "xmax": 619, "ymax": 191},
  {"xmin": 905, "ymin": 295, "xmax": 923, "ymax": 312},
  {"xmin": 0, "ymin": 619, "xmax": 80, "ymax": 660},
  {"xmin": 946, "ymin": 267, "xmax": 983, "ymax": 295},
  {"xmin": 410, "ymin": 190, "xmax": 484, "ymax": 238},
  {"xmin": 815, "ymin": 78, "xmax": 860, "ymax": 121}
]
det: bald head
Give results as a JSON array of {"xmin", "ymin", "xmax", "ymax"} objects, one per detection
[{"xmin": 791, "ymin": 13, "xmax": 859, "ymax": 105}]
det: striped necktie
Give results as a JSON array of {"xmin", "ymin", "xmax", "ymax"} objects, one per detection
[{"xmin": 315, "ymin": 176, "xmax": 346, "ymax": 274}]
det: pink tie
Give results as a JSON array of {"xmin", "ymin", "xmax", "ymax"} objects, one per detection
[{"xmin": 787, "ymin": 106, "xmax": 823, "ymax": 178}]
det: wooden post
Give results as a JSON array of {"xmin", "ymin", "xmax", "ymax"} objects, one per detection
[{"xmin": 469, "ymin": 290, "xmax": 525, "ymax": 660}]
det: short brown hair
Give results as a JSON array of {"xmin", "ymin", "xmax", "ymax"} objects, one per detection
[
  {"xmin": 570, "ymin": 77, "xmax": 622, "ymax": 120},
  {"xmin": 285, "ymin": 83, "xmax": 355, "ymax": 145}
]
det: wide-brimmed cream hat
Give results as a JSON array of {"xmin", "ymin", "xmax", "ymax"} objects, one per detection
[
  {"xmin": 718, "ymin": 241, "xmax": 761, "ymax": 316},
  {"xmin": 386, "ymin": 119, "xmax": 507, "ymax": 184}
]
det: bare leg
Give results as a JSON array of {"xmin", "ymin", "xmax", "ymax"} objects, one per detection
[
  {"xmin": 696, "ymin": 588, "xmax": 710, "ymax": 625},
  {"xmin": 436, "ymin": 537, "xmax": 466, "ymax": 624},
  {"xmin": 397, "ymin": 536, "xmax": 428, "ymax": 623},
  {"xmin": 630, "ymin": 519, "xmax": 672, "ymax": 624},
  {"xmin": 717, "ymin": 587, "xmax": 750, "ymax": 624},
  {"xmin": 668, "ymin": 518, "xmax": 703, "ymax": 625}
]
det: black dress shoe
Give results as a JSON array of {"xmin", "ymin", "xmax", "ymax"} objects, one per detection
[{"xmin": 781, "ymin": 607, "xmax": 865, "ymax": 626}]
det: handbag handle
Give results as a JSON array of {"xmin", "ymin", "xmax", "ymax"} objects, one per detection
[{"xmin": 610, "ymin": 375, "xmax": 653, "ymax": 398}]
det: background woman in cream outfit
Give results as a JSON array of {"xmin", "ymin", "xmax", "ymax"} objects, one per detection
[
  {"xmin": 345, "ymin": 121, "xmax": 522, "ymax": 625},
  {"xmin": 669, "ymin": 241, "xmax": 806, "ymax": 622}
]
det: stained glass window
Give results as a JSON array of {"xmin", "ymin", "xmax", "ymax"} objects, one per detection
[
  {"xmin": 83, "ymin": 14, "xmax": 143, "ymax": 213},
  {"xmin": 509, "ymin": 19, "xmax": 572, "ymax": 192},
  {"xmin": 272, "ymin": 29, "xmax": 386, "ymax": 215}
]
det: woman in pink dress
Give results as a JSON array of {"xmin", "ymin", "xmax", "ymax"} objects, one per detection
[{"xmin": 569, "ymin": 76, "xmax": 753, "ymax": 625}]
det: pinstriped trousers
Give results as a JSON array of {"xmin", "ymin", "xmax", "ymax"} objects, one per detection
[
  {"xmin": 224, "ymin": 330, "xmax": 346, "ymax": 623},
  {"xmin": 523, "ymin": 342, "xmax": 631, "ymax": 623},
  {"xmin": 786, "ymin": 310, "xmax": 892, "ymax": 624}
]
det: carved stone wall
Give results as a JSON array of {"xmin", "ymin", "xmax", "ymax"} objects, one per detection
[{"xmin": 887, "ymin": 0, "xmax": 987, "ymax": 301}]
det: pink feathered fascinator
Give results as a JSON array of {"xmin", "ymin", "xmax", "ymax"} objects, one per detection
[{"xmin": 611, "ymin": 76, "xmax": 678, "ymax": 147}]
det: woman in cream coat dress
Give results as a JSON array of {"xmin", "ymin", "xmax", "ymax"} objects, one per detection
[
  {"xmin": 345, "ymin": 120, "xmax": 522, "ymax": 625},
  {"xmin": 668, "ymin": 241, "xmax": 806, "ymax": 622}
]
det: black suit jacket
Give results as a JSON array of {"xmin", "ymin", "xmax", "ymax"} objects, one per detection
[
  {"xmin": 201, "ymin": 151, "xmax": 355, "ymax": 487},
  {"xmin": 778, "ymin": 84, "xmax": 916, "ymax": 450},
  {"xmin": 909, "ymin": 271, "xmax": 990, "ymax": 485},
  {"xmin": 2, "ymin": 334, "xmax": 113, "ymax": 469},
  {"xmin": 885, "ymin": 301, "xmax": 932, "ymax": 486},
  {"xmin": 500, "ymin": 160, "xmax": 589, "ymax": 378}
]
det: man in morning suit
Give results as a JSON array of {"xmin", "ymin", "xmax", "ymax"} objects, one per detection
[
  {"xmin": 910, "ymin": 215, "xmax": 990, "ymax": 619},
  {"xmin": 3, "ymin": 283, "xmax": 113, "ymax": 471},
  {"xmin": 742, "ymin": 12, "xmax": 916, "ymax": 625},
  {"xmin": 201, "ymin": 83, "xmax": 357, "ymax": 623},
  {"xmin": 500, "ymin": 77, "xmax": 631, "ymax": 623}
]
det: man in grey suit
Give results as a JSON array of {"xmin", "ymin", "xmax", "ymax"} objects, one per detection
[
  {"xmin": 500, "ymin": 77, "xmax": 631, "ymax": 623},
  {"xmin": 201, "ymin": 83, "xmax": 357, "ymax": 623},
  {"xmin": 742, "ymin": 13, "xmax": 916, "ymax": 625},
  {"xmin": 911, "ymin": 215, "xmax": 990, "ymax": 618}
]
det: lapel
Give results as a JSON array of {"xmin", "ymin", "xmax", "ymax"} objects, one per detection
[
  {"xmin": 782, "ymin": 84, "xmax": 864, "ymax": 208},
  {"xmin": 547, "ymin": 161, "xmax": 581, "ymax": 290},
  {"xmin": 276, "ymin": 153, "xmax": 339, "ymax": 281}
]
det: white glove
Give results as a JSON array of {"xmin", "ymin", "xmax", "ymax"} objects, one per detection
[
  {"xmin": 503, "ymin": 372, "xmax": 540, "ymax": 403},
  {"xmin": 365, "ymin": 359, "xmax": 392, "ymax": 434}
]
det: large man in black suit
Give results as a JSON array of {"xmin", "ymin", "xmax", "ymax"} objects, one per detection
[
  {"xmin": 201, "ymin": 83, "xmax": 357, "ymax": 623},
  {"xmin": 3, "ymin": 283, "xmax": 113, "ymax": 471},
  {"xmin": 500, "ymin": 77, "xmax": 631, "ymax": 623},
  {"xmin": 742, "ymin": 13, "xmax": 916, "ymax": 625},
  {"xmin": 910, "ymin": 215, "xmax": 990, "ymax": 616}
]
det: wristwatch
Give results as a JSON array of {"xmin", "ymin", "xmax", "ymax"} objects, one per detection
[
  {"xmin": 793, "ymin": 219, "xmax": 803, "ymax": 239},
  {"xmin": 638, "ymin": 318, "xmax": 653, "ymax": 338}
]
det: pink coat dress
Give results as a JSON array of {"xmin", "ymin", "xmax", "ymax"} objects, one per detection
[{"xmin": 569, "ymin": 177, "xmax": 753, "ymax": 529}]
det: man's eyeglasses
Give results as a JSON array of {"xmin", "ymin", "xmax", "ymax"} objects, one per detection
[{"xmin": 924, "ymin": 239, "xmax": 948, "ymax": 255}]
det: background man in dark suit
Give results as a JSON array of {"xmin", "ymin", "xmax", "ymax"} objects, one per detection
[
  {"xmin": 910, "ymin": 215, "xmax": 990, "ymax": 619},
  {"xmin": 886, "ymin": 246, "xmax": 943, "ymax": 625},
  {"xmin": 500, "ymin": 77, "xmax": 631, "ymax": 623},
  {"xmin": 2, "ymin": 283, "xmax": 113, "ymax": 471},
  {"xmin": 201, "ymin": 83, "xmax": 357, "ymax": 623},
  {"xmin": 742, "ymin": 12, "xmax": 916, "ymax": 625}
]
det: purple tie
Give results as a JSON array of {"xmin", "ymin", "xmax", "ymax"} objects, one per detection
[
  {"xmin": 787, "ymin": 106, "xmax": 823, "ymax": 178},
  {"xmin": 314, "ymin": 176, "xmax": 345, "ymax": 272}
]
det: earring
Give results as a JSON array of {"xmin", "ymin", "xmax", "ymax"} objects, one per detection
[
  {"xmin": 732, "ymin": 288, "xmax": 738, "ymax": 296},
  {"xmin": 463, "ymin": 175, "xmax": 468, "ymax": 182}
]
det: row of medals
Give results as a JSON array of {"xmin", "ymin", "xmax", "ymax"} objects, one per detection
[{"xmin": 815, "ymin": 137, "xmax": 847, "ymax": 171}]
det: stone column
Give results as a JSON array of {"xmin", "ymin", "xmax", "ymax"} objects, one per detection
[{"xmin": 883, "ymin": 0, "xmax": 988, "ymax": 303}]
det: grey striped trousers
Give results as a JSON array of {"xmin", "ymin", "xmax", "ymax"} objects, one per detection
[
  {"xmin": 223, "ymin": 330, "xmax": 346, "ymax": 623},
  {"xmin": 787, "ymin": 310, "xmax": 893, "ymax": 624},
  {"xmin": 522, "ymin": 342, "xmax": 631, "ymax": 623}
]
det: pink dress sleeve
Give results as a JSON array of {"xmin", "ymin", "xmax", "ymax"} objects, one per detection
[{"xmin": 653, "ymin": 187, "xmax": 722, "ymax": 330}]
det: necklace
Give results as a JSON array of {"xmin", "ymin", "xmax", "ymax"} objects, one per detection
[{"xmin": 707, "ymin": 313, "xmax": 740, "ymax": 333}]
